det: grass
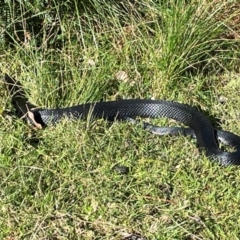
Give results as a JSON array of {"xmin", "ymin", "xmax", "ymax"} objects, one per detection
[{"xmin": 0, "ymin": 0, "xmax": 240, "ymax": 239}]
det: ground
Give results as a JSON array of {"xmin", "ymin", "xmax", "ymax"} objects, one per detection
[{"xmin": 0, "ymin": 1, "xmax": 240, "ymax": 239}]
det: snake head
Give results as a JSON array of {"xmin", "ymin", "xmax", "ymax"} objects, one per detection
[{"xmin": 4, "ymin": 74, "xmax": 37, "ymax": 121}]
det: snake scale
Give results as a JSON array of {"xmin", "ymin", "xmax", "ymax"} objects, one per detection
[{"xmin": 3, "ymin": 74, "xmax": 240, "ymax": 166}]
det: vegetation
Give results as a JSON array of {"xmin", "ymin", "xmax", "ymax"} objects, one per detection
[{"xmin": 0, "ymin": 0, "xmax": 240, "ymax": 239}]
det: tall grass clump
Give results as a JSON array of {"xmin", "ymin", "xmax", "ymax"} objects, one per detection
[
  {"xmin": 1, "ymin": 0, "xmax": 239, "ymax": 101},
  {"xmin": 149, "ymin": 1, "xmax": 239, "ymax": 91}
]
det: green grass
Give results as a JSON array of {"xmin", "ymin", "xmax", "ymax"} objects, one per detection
[{"xmin": 1, "ymin": 0, "xmax": 240, "ymax": 239}]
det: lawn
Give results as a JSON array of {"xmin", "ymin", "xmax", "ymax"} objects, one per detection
[{"xmin": 0, "ymin": 0, "xmax": 240, "ymax": 239}]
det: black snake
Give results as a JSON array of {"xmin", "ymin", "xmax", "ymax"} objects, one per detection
[{"xmin": 3, "ymin": 74, "xmax": 240, "ymax": 166}]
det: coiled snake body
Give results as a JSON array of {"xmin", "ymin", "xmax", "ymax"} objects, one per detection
[{"xmin": 4, "ymin": 74, "xmax": 240, "ymax": 166}]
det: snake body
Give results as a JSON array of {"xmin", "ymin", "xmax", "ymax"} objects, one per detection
[
  {"xmin": 4, "ymin": 74, "xmax": 240, "ymax": 166},
  {"xmin": 32, "ymin": 100, "xmax": 240, "ymax": 166}
]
